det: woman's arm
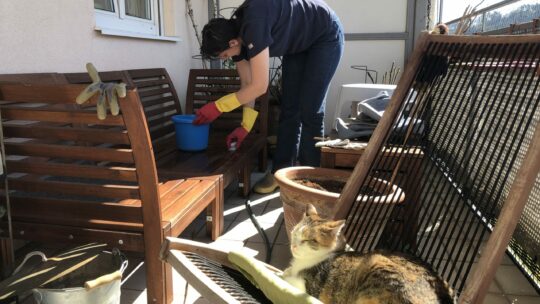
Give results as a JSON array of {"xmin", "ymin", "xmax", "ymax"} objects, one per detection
[
  {"xmin": 235, "ymin": 47, "xmax": 269, "ymax": 105},
  {"xmin": 193, "ymin": 48, "xmax": 268, "ymax": 125},
  {"xmin": 235, "ymin": 60, "xmax": 255, "ymax": 108}
]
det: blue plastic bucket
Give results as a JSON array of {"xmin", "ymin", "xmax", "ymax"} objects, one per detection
[{"xmin": 171, "ymin": 115, "xmax": 210, "ymax": 151}]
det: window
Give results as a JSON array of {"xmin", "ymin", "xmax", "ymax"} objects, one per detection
[{"xmin": 94, "ymin": 0, "xmax": 179, "ymax": 41}]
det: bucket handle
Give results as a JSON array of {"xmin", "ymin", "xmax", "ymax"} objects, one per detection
[
  {"xmin": 113, "ymin": 247, "xmax": 129, "ymax": 274},
  {"xmin": 33, "ymin": 289, "xmax": 43, "ymax": 304},
  {"xmin": 13, "ymin": 251, "xmax": 47, "ymax": 275},
  {"xmin": 84, "ymin": 271, "xmax": 123, "ymax": 290},
  {"xmin": 83, "ymin": 248, "xmax": 128, "ymax": 290}
]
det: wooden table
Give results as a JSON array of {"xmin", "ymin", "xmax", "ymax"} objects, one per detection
[
  {"xmin": 320, "ymin": 146, "xmax": 367, "ymax": 169},
  {"xmin": 320, "ymin": 143, "xmax": 424, "ymax": 250},
  {"xmin": 320, "ymin": 145, "xmax": 423, "ymax": 170}
]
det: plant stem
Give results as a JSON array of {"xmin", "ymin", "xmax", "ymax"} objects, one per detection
[{"xmin": 186, "ymin": 0, "xmax": 207, "ymax": 69}]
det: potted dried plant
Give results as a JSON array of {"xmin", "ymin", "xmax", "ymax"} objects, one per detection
[{"xmin": 274, "ymin": 166, "xmax": 405, "ymax": 239}]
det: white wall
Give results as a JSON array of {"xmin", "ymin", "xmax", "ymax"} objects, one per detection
[
  {"xmin": 218, "ymin": 0, "xmax": 242, "ymax": 18},
  {"xmin": 0, "ymin": 0, "xmax": 209, "ymax": 109},
  {"xmin": 329, "ymin": 0, "xmax": 407, "ymax": 32}
]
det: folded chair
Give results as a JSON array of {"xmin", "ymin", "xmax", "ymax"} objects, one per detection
[{"xmin": 161, "ymin": 33, "xmax": 540, "ymax": 303}]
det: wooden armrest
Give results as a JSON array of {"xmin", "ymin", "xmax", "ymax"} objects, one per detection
[
  {"xmin": 160, "ymin": 237, "xmax": 282, "ymax": 274},
  {"xmin": 160, "ymin": 238, "xmax": 238, "ymax": 304},
  {"xmin": 160, "ymin": 237, "xmax": 233, "ymax": 268}
]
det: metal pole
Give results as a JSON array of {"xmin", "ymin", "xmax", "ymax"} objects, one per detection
[
  {"xmin": 438, "ymin": 0, "xmax": 444, "ymax": 24},
  {"xmin": 0, "ymin": 107, "xmax": 14, "ymax": 270},
  {"xmin": 481, "ymin": 12, "xmax": 486, "ymax": 32},
  {"xmin": 208, "ymin": 0, "xmax": 222, "ymax": 69}
]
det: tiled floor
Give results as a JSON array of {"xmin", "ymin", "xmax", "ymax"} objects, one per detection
[{"xmin": 13, "ymin": 171, "xmax": 540, "ymax": 303}]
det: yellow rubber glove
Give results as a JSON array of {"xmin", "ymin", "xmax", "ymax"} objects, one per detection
[
  {"xmin": 194, "ymin": 93, "xmax": 243, "ymax": 125},
  {"xmin": 76, "ymin": 63, "xmax": 126, "ymax": 120},
  {"xmin": 241, "ymin": 107, "xmax": 258, "ymax": 131},
  {"xmin": 215, "ymin": 93, "xmax": 242, "ymax": 112}
]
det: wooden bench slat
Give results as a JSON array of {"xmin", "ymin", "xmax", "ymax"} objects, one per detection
[
  {"xmin": 6, "ymin": 160, "xmax": 137, "ymax": 182},
  {"xmin": 164, "ymin": 181, "xmax": 217, "ymax": 237},
  {"xmin": 63, "ymin": 71, "xmax": 130, "ymax": 84},
  {"xmin": 162, "ymin": 179, "xmax": 215, "ymax": 215},
  {"xmin": 140, "ymin": 96, "xmax": 176, "ymax": 108},
  {"xmin": 0, "ymin": 222, "xmax": 145, "ymax": 252},
  {"xmin": 147, "ymin": 114, "xmax": 175, "ymax": 128},
  {"xmin": 5, "ymin": 142, "xmax": 134, "ymax": 163},
  {"xmin": 153, "ymin": 135, "xmax": 176, "ymax": 154},
  {"xmin": 152, "ymin": 134, "xmax": 176, "ymax": 153},
  {"xmin": 0, "ymin": 73, "xmax": 66, "ymax": 85},
  {"xmin": 191, "ymin": 95, "xmax": 229, "ymax": 102},
  {"xmin": 4, "ymin": 125, "xmax": 130, "ymax": 144},
  {"xmin": 0, "ymin": 84, "xmax": 91, "ymax": 104},
  {"xmin": 159, "ymin": 179, "xmax": 201, "ymax": 211},
  {"xmin": 189, "ymin": 69, "xmax": 239, "ymax": 77},
  {"xmin": 193, "ymin": 87, "xmax": 237, "ymax": 94},
  {"xmin": 139, "ymin": 88, "xmax": 173, "ymax": 98},
  {"xmin": 155, "ymin": 150, "xmax": 178, "ymax": 167},
  {"xmin": 2, "ymin": 107, "xmax": 125, "ymax": 126},
  {"xmin": 129, "ymin": 68, "xmax": 182, "ymax": 121},
  {"xmin": 127, "ymin": 68, "xmax": 169, "ymax": 78},
  {"xmin": 193, "ymin": 79, "xmax": 240, "ymax": 85},
  {"xmin": 145, "ymin": 104, "xmax": 177, "ymax": 118},
  {"xmin": 149, "ymin": 122, "xmax": 175, "ymax": 140},
  {"xmin": 7, "ymin": 178, "xmax": 140, "ymax": 199},
  {"xmin": 132, "ymin": 79, "xmax": 170, "ymax": 88},
  {"xmin": 8, "ymin": 196, "xmax": 143, "ymax": 231}
]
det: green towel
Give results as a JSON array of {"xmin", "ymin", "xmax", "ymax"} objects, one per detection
[{"xmin": 228, "ymin": 249, "xmax": 322, "ymax": 304}]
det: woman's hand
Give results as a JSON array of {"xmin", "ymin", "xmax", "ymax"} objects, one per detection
[
  {"xmin": 226, "ymin": 107, "xmax": 258, "ymax": 149},
  {"xmin": 193, "ymin": 102, "xmax": 221, "ymax": 125},
  {"xmin": 226, "ymin": 126, "xmax": 249, "ymax": 149},
  {"xmin": 193, "ymin": 93, "xmax": 242, "ymax": 125}
]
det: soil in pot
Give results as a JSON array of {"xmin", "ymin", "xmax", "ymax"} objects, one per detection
[{"xmin": 292, "ymin": 178, "xmax": 383, "ymax": 196}]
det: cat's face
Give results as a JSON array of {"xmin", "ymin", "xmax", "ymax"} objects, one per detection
[{"xmin": 290, "ymin": 204, "xmax": 345, "ymax": 259}]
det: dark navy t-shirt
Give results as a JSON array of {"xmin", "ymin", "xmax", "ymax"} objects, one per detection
[{"xmin": 232, "ymin": 0, "xmax": 338, "ymax": 62}]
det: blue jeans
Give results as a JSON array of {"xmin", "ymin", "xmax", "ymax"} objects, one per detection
[{"xmin": 272, "ymin": 17, "xmax": 344, "ymax": 172}]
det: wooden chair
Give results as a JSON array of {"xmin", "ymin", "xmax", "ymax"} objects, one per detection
[
  {"xmin": 160, "ymin": 34, "xmax": 540, "ymax": 303},
  {"xmin": 0, "ymin": 84, "xmax": 224, "ymax": 304},
  {"xmin": 125, "ymin": 68, "xmax": 183, "ymax": 164},
  {"xmin": 334, "ymin": 33, "xmax": 540, "ymax": 303}
]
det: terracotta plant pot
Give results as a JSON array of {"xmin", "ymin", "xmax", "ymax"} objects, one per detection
[{"xmin": 274, "ymin": 166, "xmax": 405, "ymax": 240}]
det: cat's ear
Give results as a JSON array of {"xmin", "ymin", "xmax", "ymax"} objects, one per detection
[
  {"xmin": 306, "ymin": 204, "xmax": 318, "ymax": 216},
  {"xmin": 326, "ymin": 220, "xmax": 346, "ymax": 235}
]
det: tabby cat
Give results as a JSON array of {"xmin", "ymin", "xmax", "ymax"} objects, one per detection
[{"xmin": 282, "ymin": 204, "xmax": 456, "ymax": 304}]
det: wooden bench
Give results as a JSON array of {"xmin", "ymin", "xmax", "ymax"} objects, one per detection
[
  {"xmin": 0, "ymin": 84, "xmax": 224, "ymax": 304},
  {"xmin": 64, "ymin": 68, "xmax": 269, "ymax": 197},
  {"xmin": 150, "ymin": 69, "xmax": 269, "ymax": 196}
]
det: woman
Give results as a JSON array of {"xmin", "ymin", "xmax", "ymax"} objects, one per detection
[{"xmin": 195, "ymin": 0, "xmax": 344, "ymax": 193}]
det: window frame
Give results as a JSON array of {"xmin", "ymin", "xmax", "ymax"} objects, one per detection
[{"xmin": 94, "ymin": 0, "xmax": 179, "ymax": 41}]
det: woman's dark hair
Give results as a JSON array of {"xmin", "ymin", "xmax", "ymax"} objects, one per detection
[{"xmin": 200, "ymin": 18, "xmax": 240, "ymax": 59}]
